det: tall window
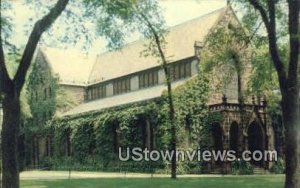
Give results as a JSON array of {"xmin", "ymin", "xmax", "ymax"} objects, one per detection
[
  {"xmin": 43, "ymin": 88, "xmax": 47, "ymax": 100},
  {"xmin": 97, "ymin": 85, "xmax": 106, "ymax": 99},
  {"xmin": 92, "ymin": 87, "xmax": 97, "ymax": 99},
  {"xmin": 88, "ymin": 90, "xmax": 92, "ymax": 100},
  {"xmin": 139, "ymin": 70, "xmax": 158, "ymax": 89},
  {"xmin": 89, "ymin": 85, "xmax": 106, "ymax": 100},
  {"xmin": 113, "ymin": 78, "xmax": 131, "ymax": 95},
  {"xmin": 168, "ymin": 62, "xmax": 191, "ymax": 81},
  {"xmin": 34, "ymin": 91, "xmax": 38, "ymax": 101},
  {"xmin": 48, "ymin": 87, "xmax": 52, "ymax": 98}
]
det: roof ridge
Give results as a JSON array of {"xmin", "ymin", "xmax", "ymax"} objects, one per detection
[
  {"xmin": 166, "ymin": 6, "xmax": 227, "ymax": 31},
  {"xmin": 87, "ymin": 6, "xmax": 227, "ymax": 83},
  {"xmin": 94, "ymin": 6, "xmax": 227, "ymax": 56}
]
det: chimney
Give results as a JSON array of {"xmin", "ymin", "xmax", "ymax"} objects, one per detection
[{"xmin": 194, "ymin": 41, "xmax": 203, "ymax": 58}]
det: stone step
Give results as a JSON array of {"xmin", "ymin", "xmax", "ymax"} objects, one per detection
[{"xmin": 253, "ymin": 167, "xmax": 268, "ymax": 174}]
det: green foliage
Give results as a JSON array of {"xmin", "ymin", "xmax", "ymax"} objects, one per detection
[
  {"xmin": 231, "ymin": 160, "xmax": 254, "ymax": 175},
  {"xmin": 201, "ymin": 17, "xmax": 250, "ymax": 103},
  {"xmin": 47, "ymin": 70, "xmax": 210, "ymax": 173},
  {"xmin": 20, "ymin": 175, "xmax": 285, "ymax": 188},
  {"xmin": 202, "ymin": 22, "xmax": 248, "ymax": 76},
  {"xmin": 270, "ymin": 158, "xmax": 285, "ymax": 174},
  {"xmin": 26, "ymin": 52, "xmax": 58, "ymax": 136},
  {"xmin": 247, "ymin": 44, "xmax": 286, "ymax": 115},
  {"xmin": 171, "ymin": 74, "xmax": 210, "ymax": 148},
  {"xmin": 51, "ymin": 101, "xmax": 162, "ymax": 162},
  {"xmin": 198, "ymin": 111, "xmax": 222, "ymax": 151},
  {"xmin": 249, "ymin": 46, "xmax": 278, "ymax": 95},
  {"xmin": 71, "ymin": 121, "xmax": 95, "ymax": 162},
  {"xmin": 84, "ymin": 0, "xmax": 165, "ymax": 50},
  {"xmin": 233, "ymin": 0, "xmax": 288, "ymax": 46},
  {"xmin": 233, "ymin": 1, "xmax": 288, "ymax": 115},
  {"xmin": 53, "ymin": 121, "xmax": 70, "ymax": 157}
]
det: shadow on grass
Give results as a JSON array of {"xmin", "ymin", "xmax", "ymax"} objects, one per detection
[{"xmin": 21, "ymin": 175, "xmax": 285, "ymax": 188}]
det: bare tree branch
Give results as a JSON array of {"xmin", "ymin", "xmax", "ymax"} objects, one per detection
[{"xmin": 13, "ymin": 0, "xmax": 69, "ymax": 93}]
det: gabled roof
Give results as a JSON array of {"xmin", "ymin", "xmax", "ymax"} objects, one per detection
[
  {"xmin": 41, "ymin": 48, "xmax": 96, "ymax": 86},
  {"xmin": 40, "ymin": 6, "xmax": 227, "ymax": 86},
  {"xmin": 88, "ymin": 7, "xmax": 227, "ymax": 84}
]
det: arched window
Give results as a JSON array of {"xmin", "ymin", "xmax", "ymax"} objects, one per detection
[
  {"xmin": 248, "ymin": 121, "xmax": 264, "ymax": 167},
  {"xmin": 49, "ymin": 87, "xmax": 52, "ymax": 98},
  {"xmin": 229, "ymin": 122, "xmax": 239, "ymax": 153},
  {"xmin": 35, "ymin": 91, "xmax": 38, "ymax": 101},
  {"xmin": 44, "ymin": 88, "xmax": 47, "ymax": 100}
]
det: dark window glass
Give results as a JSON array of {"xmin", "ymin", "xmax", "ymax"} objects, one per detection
[
  {"xmin": 139, "ymin": 75, "xmax": 144, "ymax": 88},
  {"xmin": 153, "ymin": 71, "xmax": 158, "ymax": 84},
  {"xmin": 185, "ymin": 62, "xmax": 191, "ymax": 77},
  {"xmin": 174, "ymin": 64, "xmax": 180, "ymax": 80},
  {"xmin": 149, "ymin": 72, "xmax": 153, "ymax": 86},
  {"xmin": 90, "ymin": 85, "xmax": 106, "ymax": 100},
  {"xmin": 168, "ymin": 62, "xmax": 192, "ymax": 81},
  {"xmin": 139, "ymin": 70, "xmax": 158, "ymax": 89},
  {"xmin": 44, "ymin": 88, "xmax": 47, "ymax": 100},
  {"xmin": 180, "ymin": 63, "xmax": 186, "ymax": 78},
  {"xmin": 113, "ymin": 78, "xmax": 131, "ymax": 95},
  {"xmin": 88, "ymin": 90, "xmax": 92, "ymax": 100},
  {"xmin": 35, "ymin": 91, "xmax": 38, "ymax": 101},
  {"xmin": 49, "ymin": 87, "xmax": 52, "ymax": 98},
  {"xmin": 92, "ymin": 88, "xmax": 96, "ymax": 99}
]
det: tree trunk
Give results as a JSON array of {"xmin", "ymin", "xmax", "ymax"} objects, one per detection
[
  {"xmin": 139, "ymin": 12, "xmax": 177, "ymax": 179},
  {"xmin": 282, "ymin": 91, "xmax": 299, "ymax": 188},
  {"xmin": 166, "ymin": 80, "xmax": 177, "ymax": 179},
  {"xmin": 1, "ymin": 94, "xmax": 21, "ymax": 188}
]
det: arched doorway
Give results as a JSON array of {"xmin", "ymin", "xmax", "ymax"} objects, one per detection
[
  {"xmin": 112, "ymin": 121, "xmax": 120, "ymax": 154},
  {"xmin": 211, "ymin": 123, "xmax": 223, "ymax": 165},
  {"xmin": 248, "ymin": 121, "xmax": 264, "ymax": 167},
  {"xmin": 229, "ymin": 122, "xmax": 239, "ymax": 154},
  {"xmin": 212, "ymin": 123, "xmax": 223, "ymax": 151},
  {"xmin": 136, "ymin": 117, "xmax": 153, "ymax": 150}
]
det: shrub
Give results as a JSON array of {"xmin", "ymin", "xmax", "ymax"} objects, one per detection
[
  {"xmin": 270, "ymin": 158, "xmax": 285, "ymax": 174},
  {"xmin": 231, "ymin": 160, "xmax": 254, "ymax": 175}
]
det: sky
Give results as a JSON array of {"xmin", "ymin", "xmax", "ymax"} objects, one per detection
[{"xmin": 9, "ymin": 0, "xmax": 227, "ymax": 54}]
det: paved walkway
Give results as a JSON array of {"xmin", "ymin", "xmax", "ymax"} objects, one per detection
[{"xmin": 20, "ymin": 171, "xmax": 281, "ymax": 180}]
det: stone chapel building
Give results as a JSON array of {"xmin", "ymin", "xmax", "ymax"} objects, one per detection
[{"xmin": 26, "ymin": 5, "xmax": 276, "ymax": 172}]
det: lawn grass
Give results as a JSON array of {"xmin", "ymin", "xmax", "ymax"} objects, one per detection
[{"xmin": 21, "ymin": 175, "xmax": 285, "ymax": 188}]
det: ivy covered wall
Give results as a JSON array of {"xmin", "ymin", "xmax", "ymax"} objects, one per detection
[
  {"xmin": 23, "ymin": 50, "xmax": 59, "ymax": 168},
  {"xmin": 20, "ymin": 52, "xmax": 231, "ymax": 173},
  {"xmin": 43, "ymin": 73, "xmax": 212, "ymax": 173}
]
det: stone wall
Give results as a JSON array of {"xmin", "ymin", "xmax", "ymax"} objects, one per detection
[{"xmin": 60, "ymin": 85, "xmax": 86, "ymax": 104}]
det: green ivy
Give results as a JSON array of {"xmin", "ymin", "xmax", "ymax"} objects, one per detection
[{"xmin": 45, "ymin": 71, "xmax": 212, "ymax": 173}]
